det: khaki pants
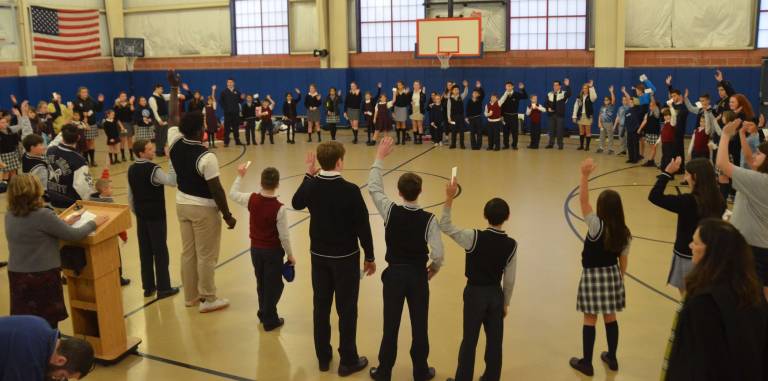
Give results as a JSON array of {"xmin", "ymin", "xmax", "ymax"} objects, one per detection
[{"xmin": 177, "ymin": 204, "xmax": 221, "ymax": 303}]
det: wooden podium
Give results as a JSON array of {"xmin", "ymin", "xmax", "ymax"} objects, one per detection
[{"xmin": 59, "ymin": 201, "xmax": 141, "ymax": 362}]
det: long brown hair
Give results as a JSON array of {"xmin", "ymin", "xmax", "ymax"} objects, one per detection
[
  {"xmin": 685, "ymin": 219, "xmax": 763, "ymax": 307},
  {"xmin": 731, "ymin": 94, "xmax": 754, "ymax": 121},
  {"xmin": 7, "ymin": 174, "xmax": 44, "ymax": 217},
  {"xmin": 596, "ymin": 190, "xmax": 632, "ymax": 254},
  {"xmin": 685, "ymin": 159, "xmax": 726, "ymax": 218}
]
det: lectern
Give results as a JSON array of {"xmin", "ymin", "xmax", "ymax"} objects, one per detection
[{"xmin": 59, "ymin": 201, "xmax": 141, "ymax": 362}]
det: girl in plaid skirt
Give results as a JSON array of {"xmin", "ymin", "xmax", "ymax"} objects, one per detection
[{"xmin": 570, "ymin": 158, "xmax": 631, "ymax": 377}]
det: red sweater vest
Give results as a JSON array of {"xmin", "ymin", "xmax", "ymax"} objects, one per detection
[
  {"xmin": 487, "ymin": 102, "xmax": 501, "ymax": 119},
  {"xmin": 693, "ymin": 128, "xmax": 709, "ymax": 155},
  {"xmin": 661, "ymin": 122, "xmax": 676, "ymax": 143},
  {"xmin": 248, "ymin": 193, "xmax": 283, "ymax": 249},
  {"xmin": 529, "ymin": 104, "xmax": 542, "ymax": 124}
]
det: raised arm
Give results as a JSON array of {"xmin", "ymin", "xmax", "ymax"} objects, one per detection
[
  {"xmin": 167, "ymin": 70, "xmax": 181, "ymax": 127},
  {"xmin": 716, "ymin": 119, "xmax": 740, "ymax": 178},
  {"xmin": 648, "ymin": 157, "xmax": 684, "ymax": 213},
  {"xmin": 579, "ymin": 158, "xmax": 595, "ymax": 217},
  {"xmin": 368, "ymin": 137, "xmax": 395, "ymax": 219},
  {"xmin": 438, "ymin": 181, "xmax": 476, "ymax": 250},
  {"xmin": 739, "ymin": 125, "xmax": 756, "ymax": 169},
  {"xmin": 227, "ymin": 164, "xmax": 252, "ymax": 208}
]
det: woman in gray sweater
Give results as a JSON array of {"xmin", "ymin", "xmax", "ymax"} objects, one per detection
[{"xmin": 5, "ymin": 174, "xmax": 108, "ymax": 328}]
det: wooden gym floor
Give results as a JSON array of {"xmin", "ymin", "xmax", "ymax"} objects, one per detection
[{"xmin": 0, "ymin": 131, "xmax": 684, "ymax": 380}]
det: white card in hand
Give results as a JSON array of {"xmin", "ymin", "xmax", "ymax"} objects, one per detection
[
  {"xmin": 245, "ymin": 161, "xmax": 252, "ymax": 170},
  {"xmin": 451, "ymin": 166, "xmax": 458, "ymax": 184}
]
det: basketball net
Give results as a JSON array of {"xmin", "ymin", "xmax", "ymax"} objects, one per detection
[{"xmin": 437, "ymin": 52, "xmax": 452, "ymax": 70}]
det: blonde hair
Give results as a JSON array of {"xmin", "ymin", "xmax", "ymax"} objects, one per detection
[
  {"xmin": 95, "ymin": 179, "xmax": 111, "ymax": 193},
  {"xmin": 7, "ymin": 174, "xmax": 44, "ymax": 217}
]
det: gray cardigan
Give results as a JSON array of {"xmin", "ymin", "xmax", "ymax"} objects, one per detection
[{"xmin": 5, "ymin": 208, "xmax": 97, "ymax": 273}]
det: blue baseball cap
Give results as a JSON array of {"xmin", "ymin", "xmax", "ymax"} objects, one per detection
[{"xmin": 282, "ymin": 262, "xmax": 295, "ymax": 282}]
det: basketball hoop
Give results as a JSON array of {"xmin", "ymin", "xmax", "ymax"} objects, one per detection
[{"xmin": 437, "ymin": 52, "xmax": 452, "ymax": 70}]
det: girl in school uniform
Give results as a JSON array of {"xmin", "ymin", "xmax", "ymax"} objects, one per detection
[
  {"xmin": 572, "ymin": 81, "xmax": 598, "ymax": 151},
  {"xmin": 570, "ymin": 158, "xmax": 631, "ymax": 376},
  {"xmin": 72, "ymin": 86, "xmax": 104, "ymax": 167},
  {"xmin": 372, "ymin": 92, "xmax": 394, "ymax": 145},
  {"xmin": 0, "ymin": 110, "xmax": 24, "ymax": 186},
  {"xmin": 392, "ymin": 81, "xmax": 410, "ymax": 144},
  {"xmin": 281, "ymin": 89, "xmax": 301, "ymax": 144},
  {"xmin": 363, "ymin": 84, "xmax": 382, "ymax": 146},
  {"xmin": 305, "ymin": 84, "xmax": 322, "ymax": 142},
  {"xmin": 102, "ymin": 110, "xmax": 122, "ymax": 164},
  {"xmin": 409, "ymin": 80, "xmax": 428, "ymax": 144},
  {"xmin": 638, "ymin": 99, "xmax": 661, "ymax": 167},
  {"xmin": 659, "ymin": 107, "xmax": 678, "ymax": 170},
  {"xmin": 114, "ymin": 92, "xmax": 135, "ymax": 162},
  {"xmin": 688, "ymin": 114, "xmax": 713, "ymax": 160},
  {"xmin": 344, "ymin": 82, "xmax": 362, "ymax": 144},
  {"xmin": 447, "ymin": 82, "xmax": 469, "ymax": 150},
  {"xmin": 241, "ymin": 94, "xmax": 258, "ymax": 146},
  {"xmin": 428, "ymin": 93, "xmax": 445, "ymax": 147},
  {"xmin": 203, "ymin": 95, "xmax": 218, "ymax": 148},
  {"xmin": 258, "ymin": 96, "xmax": 276, "ymax": 145},
  {"xmin": 649, "ymin": 157, "xmax": 726, "ymax": 295},
  {"xmin": 324, "ymin": 87, "xmax": 342, "ymax": 141}
]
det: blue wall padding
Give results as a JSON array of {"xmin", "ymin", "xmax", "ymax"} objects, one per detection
[{"xmin": 1, "ymin": 66, "xmax": 761, "ymax": 134}]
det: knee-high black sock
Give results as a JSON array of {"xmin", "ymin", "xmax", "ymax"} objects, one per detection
[
  {"xmin": 317, "ymin": 131, "xmax": 322, "ymax": 142},
  {"xmin": 586, "ymin": 136, "xmax": 591, "ymax": 150},
  {"xmin": 129, "ymin": 149, "xmax": 134, "ymax": 160},
  {"xmin": 579, "ymin": 135, "xmax": 585, "ymax": 148},
  {"xmin": 89, "ymin": 150, "xmax": 95, "ymax": 165},
  {"xmin": 352, "ymin": 129, "xmax": 358, "ymax": 143},
  {"xmin": 396, "ymin": 130, "xmax": 402, "ymax": 144},
  {"xmin": 605, "ymin": 321, "xmax": 618, "ymax": 360},
  {"xmin": 582, "ymin": 325, "xmax": 596, "ymax": 363},
  {"xmin": 120, "ymin": 148, "xmax": 126, "ymax": 160},
  {"xmin": 307, "ymin": 131, "xmax": 312, "ymax": 142}
]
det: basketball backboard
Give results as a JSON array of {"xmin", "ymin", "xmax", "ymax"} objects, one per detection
[{"xmin": 415, "ymin": 17, "xmax": 482, "ymax": 58}]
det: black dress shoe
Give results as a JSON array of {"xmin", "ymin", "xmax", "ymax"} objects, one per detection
[
  {"xmin": 569, "ymin": 357, "xmax": 594, "ymax": 376},
  {"xmin": 143, "ymin": 289, "xmax": 156, "ymax": 298},
  {"xmin": 338, "ymin": 356, "xmax": 368, "ymax": 377},
  {"xmin": 264, "ymin": 318, "xmax": 285, "ymax": 331},
  {"xmin": 120, "ymin": 277, "xmax": 131, "ymax": 286},
  {"xmin": 157, "ymin": 287, "xmax": 180, "ymax": 299},
  {"xmin": 424, "ymin": 367, "xmax": 436, "ymax": 380},
  {"xmin": 369, "ymin": 367, "xmax": 385, "ymax": 380},
  {"xmin": 319, "ymin": 360, "xmax": 330, "ymax": 372},
  {"xmin": 545, "ymin": 145, "xmax": 554, "ymax": 149},
  {"xmin": 600, "ymin": 351, "xmax": 619, "ymax": 371}
]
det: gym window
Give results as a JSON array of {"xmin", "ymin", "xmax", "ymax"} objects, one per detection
[
  {"xmin": 758, "ymin": 0, "xmax": 768, "ymax": 48},
  {"xmin": 233, "ymin": 0, "xmax": 289, "ymax": 55},
  {"xmin": 359, "ymin": 0, "xmax": 424, "ymax": 52},
  {"xmin": 509, "ymin": 0, "xmax": 587, "ymax": 50}
]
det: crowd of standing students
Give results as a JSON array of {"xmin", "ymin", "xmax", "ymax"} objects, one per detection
[{"xmin": 2, "ymin": 68, "xmax": 768, "ymax": 380}]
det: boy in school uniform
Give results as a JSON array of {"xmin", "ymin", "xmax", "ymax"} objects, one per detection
[
  {"xmin": 228, "ymin": 164, "xmax": 295, "ymax": 331},
  {"xmin": 439, "ymin": 181, "xmax": 517, "ymax": 381},
  {"xmin": 128, "ymin": 139, "xmax": 180, "ymax": 299},
  {"xmin": 291, "ymin": 141, "xmax": 375, "ymax": 377},
  {"xmin": 21, "ymin": 134, "xmax": 52, "ymax": 195},
  {"xmin": 368, "ymin": 136, "xmax": 444, "ymax": 381}
]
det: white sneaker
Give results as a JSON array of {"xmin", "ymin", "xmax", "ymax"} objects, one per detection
[{"xmin": 199, "ymin": 298, "xmax": 230, "ymax": 313}]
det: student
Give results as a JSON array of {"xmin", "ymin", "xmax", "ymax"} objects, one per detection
[
  {"xmin": 485, "ymin": 93, "xmax": 503, "ymax": 151},
  {"xmin": 0, "ymin": 315, "xmax": 95, "ymax": 381},
  {"xmin": 440, "ymin": 182, "xmax": 517, "ymax": 381},
  {"xmin": 392, "ymin": 81, "xmax": 410, "ymax": 144},
  {"xmin": 259, "ymin": 96, "xmax": 276, "ymax": 145},
  {"xmin": 649, "ymin": 157, "xmax": 726, "ymax": 295},
  {"xmin": 373, "ymin": 92, "xmax": 394, "ymax": 145},
  {"xmin": 659, "ymin": 107, "xmax": 678, "ymax": 170},
  {"xmin": 46, "ymin": 124, "xmax": 93, "ymax": 209},
  {"xmin": 638, "ymin": 97, "xmax": 662, "ymax": 167},
  {"xmin": 167, "ymin": 70, "xmax": 236, "ymax": 313},
  {"xmin": 622, "ymin": 78, "xmax": 656, "ymax": 164},
  {"xmin": 128, "ymin": 139, "xmax": 180, "ymax": 299},
  {"xmin": 499, "ymin": 81, "xmax": 527, "ymax": 149},
  {"xmin": 282, "ymin": 88, "xmax": 301, "ymax": 144},
  {"xmin": 428, "ymin": 93, "xmax": 446, "ymax": 147},
  {"xmin": 363, "ymin": 85, "xmax": 382, "ymax": 146},
  {"xmin": 242, "ymin": 94, "xmax": 258, "ymax": 146},
  {"xmin": 688, "ymin": 114, "xmax": 713, "ymax": 160},
  {"xmin": 663, "ymin": 219, "xmax": 768, "ymax": 381},
  {"xmin": 229, "ymin": 164, "xmax": 295, "ymax": 331},
  {"xmin": 183, "ymin": 83, "xmax": 206, "ymax": 113},
  {"xmin": 739, "ymin": 119, "xmax": 762, "ymax": 170},
  {"xmin": 134, "ymin": 108, "xmax": 156, "ymax": 144},
  {"xmin": 89, "ymin": 175, "xmax": 131, "ymax": 287},
  {"xmin": 219, "ymin": 78, "xmax": 244, "ymax": 147},
  {"xmin": 21, "ymin": 134, "xmax": 52, "ymax": 197},
  {"xmin": 717, "ymin": 118, "xmax": 768, "ymax": 300},
  {"xmin": 0, "ymin": 105, "xmax": 30, "ymax": 185},
  {"xmin": 203, "ymin": 86, "xmax": 218, "ymax": 148},
  {"xmin": 545, "ymin": 78, "xmax": 571, "ymax": 150},
  {"xmin": 570, "ymin": 158, "xmax": 631, "ymax": 376},
  {"xmin": 72, "ymin": 87, "xmax": 104, "ymax": 166},
  {"xmin": 613, "ymin": 96, "xmax": 631, "ymax": 156},
  {"xmin": 291, "ymin": 141, "xmax": 375, "ymax": 376},
  {"xmin": 665, "ymin": 76, "xmax": 690, "ymax": 171},
  {"xmin": 305, "ymin": 84, "xmax": 323, "ymax": 142},
  {"xmin": 447, "ymin": 81, "xmax": 469, "ymax": 150},
  {"xmin": 325, "ymin": 88, "xmax": 343, "ymax": 141},
  {"xmin": 368, "ymin": 136, "xmax": 444, "ymax": 381},
  {"xmin": 409, "ymin": 80, "xmax": 428, "ymax": 145},
  {"xmin": 344, "ymin": 82, "xmax": 362, "ymax": 144},
  {"xmin": 572, "ymin": 80, "xmax": 598, "ymax": 151},
  {"xmin": 525, "ymin": 95, "xmax": 546, "ymax": 149},
  {"xmin": 596, "ymin": 86, "xmax": 616, "ymax": 153},
  {"xmin": 103, "ymin": 110, "xmax": 122, "ymax": 164},
  {"xmin": 466, "ymin": 81, "xmax": 485, "ymax": 150},
  {"xmin": 149, "ymin": 84, "xmax": 171, "ymax": 155},
  {"xmin": 114, "ymin": 92, "xmax": 135, "ymax": 161}
]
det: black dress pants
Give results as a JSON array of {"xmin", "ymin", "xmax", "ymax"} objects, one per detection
[
  {"xmin": 375, "ymin": 265, "xmax": 430, "ymax": 381},
  {"xmin": 136, "ymin": 217, "xmax": 172, "ymax": 292},
  {"xmin": 453, "ymin": 285, "xmax": 504, "ymax": 381},
  {"xmin": 311, "ymin": 253, "xmax": 361, "ymax": 366},
  {"xmin": 502, "ymin": 114, "xmax": 519, "ymax": 149},
  {"xmin": 223, "ymin": 112, "xmax": 242, "ymax": 145},
  {"xmin": 250, "ymin": 247, "xmax": 285, "ymax": 326}
]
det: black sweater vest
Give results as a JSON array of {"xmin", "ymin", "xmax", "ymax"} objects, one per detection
[
  {"xmin": 465, "ymin": 228, "xmax": 516, "ymax": 286},
  {"xmin": 151, "ymin": 94, "xmax": 168, "ymax": 117},
  {"xmin": 169, "ymin": 140, "xmax": 212, "ymax": 199},
  {"xmin": 384, "ymin": 205, "xmax": 433, "ymax": 267},
  {"xmin": 128, "ymin": 160, "xmax": 166, "ymax": 220},
  {"xmin": 581, "ymin": 219, "xmax": 620, "ymax": 268}
]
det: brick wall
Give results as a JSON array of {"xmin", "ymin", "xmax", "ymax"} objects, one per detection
[{"xmin": 1, "ymin": 49, "xmax": 767, "ymax": 77}]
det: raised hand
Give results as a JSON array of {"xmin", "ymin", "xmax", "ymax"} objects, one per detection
[
  {"xmin": 563, "ymin": 78, "xmax": 570, "ymax": 86},
  {"xmin": 475, "ymin": 80, "xmax": 482, "ymax": 88},
  {"xmin": 97, "ymin": 94, "xmax": 105, "ymax": 102},
  {"xmin": 608, "ymin": 85, "xmax": 614, "ymax": 93},
  {"xmin": 212, "ymin": 84, "xmax": 217, "ymax": 91},
  {"xmin": 294, "ymin": 88, "xmax": 301, "ymax": 94},
  {"xmin": 462, "ymin": 80, "xmax": 469, "ymax": 87},
  {"xmin": 167, "ymin": 69, "xmax": 181, "ymax": 87},
  {"xmin": 377, "ymin": 82, "xmax": 382, "ymax": 88},
  {"xmin": 376, "ymin": 136, "xmax": 395, "ymax": 160},
  {"xmin": 722, "ymin": 118, "xmax": 742, "ymax": 136},
  {"xmin": 714, "ymin": 69, "xmax": 723, "ymax": 82},
  {"xmin": 129, "ymin": 96, "xmax": 135, "ymax": 105},
  {"xmin": 588, "ymin": 79, "xmax": 594, "ymax": 87},
  {"xmin": 20, "ymin": 100, "xmax": 29, "ymax": 116},
  {"xmin": 665, "ymin": 156, "xmax": 682, "ymax": 175},
  {"xmin": 580, "ymin": 157, "xmax": 596, "ymax": 177},
  {"xmin": 305, "ymin": 151, "xmax": 318, "ymax": 175},
  {"xmin": 182, "ymin": 83, "xmax": 190, "ymax": 91},
  {"xmin": 445, "ymin": 180, "xmax": 459, "ymax": 201},
  {"xmin": 236, "ymin": 162, "xmax": 249, "ymax": 177},
  {"xmin": 518, "ymin": 82, "xmax": 525, "ymax": 89},
  {"xmin": 665, "ymin": 75, "xmax": 672, "ymax": 86},
  {"xmin": 9, "ymin": 94, "xmax": 17, "ymax": 104}
]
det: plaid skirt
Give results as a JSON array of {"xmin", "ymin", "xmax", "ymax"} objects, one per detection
[
  {"xmin": 644, "ymin": 133, "xmax": 659, "ymax": 145},
  {"xmin": 326, "ymin": 113, "xmax": 340, "ymax": 123},
  {"xmin": 0, "ymin": 150, "xmax": 21, "ymax": 172},
  {"xmin": 84, "ymin": 124, "xmax": 99, "ymax": 139},
  {"xmin": 576, "ymin": 264, "xmax": 626, "ymax": 314},
  {"xmin": 307, "ymin": 108, "xmax": 321, "ymax": 122},
  {"xmin": 135, "ymin": 125, "xmax": 155, "ymax": 141},
  {"xmin": 9, "ymin": 268, "xmax": 68, "ymax": 326},
  {"xmin": 393, "ymin": 107, "xmax": 408, "ymax": 122},
  {"xmin": 346, "ymin": 108, "xmax": 360, "ymax": 121}
]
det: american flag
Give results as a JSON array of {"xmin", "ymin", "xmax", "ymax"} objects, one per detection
[{"xmin": 31, "ymin": 6, "xmax": 101, "ymax": 61}]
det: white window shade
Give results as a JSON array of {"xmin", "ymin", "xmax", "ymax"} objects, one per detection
[
  {"xmin": 0, "ymin": 3, "xmax": 20, "ymax": 60},
  {"xmin": 125, "ymin": 7, "xmax": 232, "ymax": 56}
]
